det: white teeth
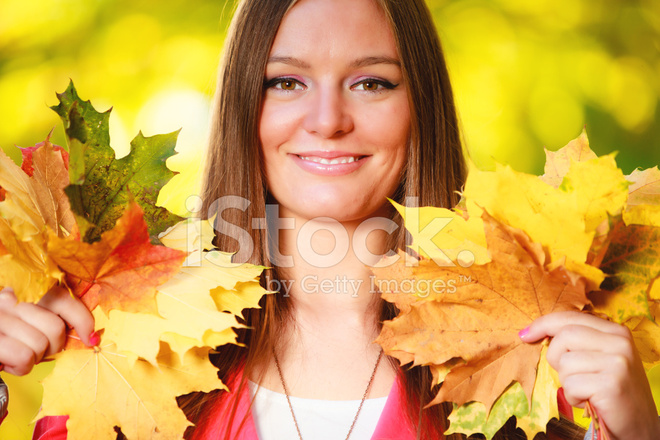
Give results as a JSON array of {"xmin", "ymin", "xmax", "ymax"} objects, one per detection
[{"xmin": 300, "ymin": 156, "xmax": 359, "ymax": 164}]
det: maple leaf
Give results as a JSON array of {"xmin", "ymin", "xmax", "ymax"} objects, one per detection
[
  {"xmin": 52, "ymin": 81, "xmax": 183, "ymax": 243},
  {"xmin": 23, "ymin": 135, "xmax": 77, "ymax": 237},
  {"xmin": 47, "ymin": 202, "xmax": 186, "ymax": 314},
  {"xmin": 0, "ymin": 137, "xmax": 76, "ymax": 301},
  {"xmin": 103, "ymin": 246, "xmax": 268, "ymax": 364},
  {"xmin": 622, "ymin": 168, "xmax": 660, "ymax": 227},
  {"xmin": 513, "ymin": 342, "xmax": 560, "ymax": 439},
  {"xmin": 446, "ymin": 342, "xmax": 559, "ymax": 440},
  {"xmin": 157, "ymin": 216, "xmax": 216, "ymax": 253},
  {"xmin": 375, "ymin": 214, "xmax": 590, "ymax": 410},
  {"xmin": 20, "ymin": 131, "xmax": 70, "ymax": 178},
  {"xmin": 390, "ymin": 200, "xmax": 489, "ymax": 267},
  {"xmin": 625, "ymin": 301, "xmax": 660, "ymax": 369},
  {"xmin": 558, "ymin": 155, "xmax": 629, "ymax": 232},
  {"xmin": 589, "ymin": 217, "xmax": 660, "ymax": 322},
  {"xmin": 540, "ymin": 128, "xmax": 596, "ymax": 188},
  {"xmin": 463, "ymin": 163, "xmax": 605, "ymax": 290},
  {"xmin": 446, "ymin": 382, "xmax": 529, "ymax": 440},
  {"xmin": 627, "ymin": 166, "xmax": 660, "ymax": 207},
  {"xmin": 39, "ymin": 333, "xmax": 221, "ymax": 440}
]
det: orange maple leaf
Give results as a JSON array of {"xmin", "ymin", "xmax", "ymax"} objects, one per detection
[
  {"xmin": 374, "ymin": 214, "xmax": 590, "ymax": 410},
  {"xmin": 47, "ymin": 202, "xmax": 186, "ymax": 314}
]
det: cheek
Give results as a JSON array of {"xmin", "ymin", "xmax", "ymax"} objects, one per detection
[
  {"xmin": 362, "ymin": 98, "xmax": 410, "ymax": 151},
  {"xmin": 258, "ymin": 99, "xmax": 304, "ymax": 152}
]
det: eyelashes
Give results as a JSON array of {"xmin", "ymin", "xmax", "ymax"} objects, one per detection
[
  {"xmin": 352, "ymin": 78, "xmax": 398, "ymax": 92},
  {"xmin": 264, "ymin": 77, "xmax": 304, "ymax": 91},
  {"xmin": 263, "ymin": 77, "xmax": 399, "ymax": 93}
]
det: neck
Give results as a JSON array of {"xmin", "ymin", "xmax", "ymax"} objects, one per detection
[
  {"xmin": 259, "ymin": 204, "xmax": 399, "ymax": 399},
  {"xmin": 266, "ymin": 204, "xmax": 398, "ymax": 343}
]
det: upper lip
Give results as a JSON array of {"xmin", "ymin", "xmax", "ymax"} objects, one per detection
[{"xmin": 291, "ymin": 150, "xmax": 368, "ymax": 159}]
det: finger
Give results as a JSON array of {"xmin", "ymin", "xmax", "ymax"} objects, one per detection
[
  {"xmin": 0, "ymin": 310, "xmax": 49, "ymax": 365},
  {"xmin": 0, "ymin": 333, "xmax": 38, "ymax": 376},
  {"xmin": 545, "ymin": 325, "xmax": 634, "ymax": 370},
  {"xmin": 559, "ymin": 373, "xmax": 601, "ymax": 407},
  {"xmin": 0, "ymin": 288, "xmax": 17, "ymax": 306},
  {"xmin": 554, "ymin": 350, "xmax": 629, "ymax": 385},
  {"xmin": 520, "ymin": 311, "xmax": 629, "ymax": 343},
  {"xmin": 38, "ymin": 286, "xmax": 95, "ymax": 346},
  {"xmin": 13, "ymin": 303, "xmax": 66, "ymax": 356}
]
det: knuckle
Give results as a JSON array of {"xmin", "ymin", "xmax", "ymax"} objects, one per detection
[
  {"xmin": 12, "ymin": 346, "xmax": 36, "ymax": 374},
  {"xmin": 609, "ymin": 353, "xmax": 633, "ymax": 376},
  {"xmin": 603, "ymin": 372, "xmax": 627, "ymax": 397},
  {"xmin": 52, "ymin": 317, "xmax": 67, "ymax": 339}
]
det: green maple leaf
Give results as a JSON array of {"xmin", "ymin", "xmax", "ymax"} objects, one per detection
[{"xmin": 52, "ymin": 81, "xmax": 183, "ymax": 242}]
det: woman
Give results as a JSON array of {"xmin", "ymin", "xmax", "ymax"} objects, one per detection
[{"xmin": 2, "ymin": 0, "xmax": 659, "ymax": 439}]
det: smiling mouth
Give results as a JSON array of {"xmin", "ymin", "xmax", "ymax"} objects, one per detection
[{"xmin": 297, "ymin": 155, "xmax": 366, "ymax": 165}]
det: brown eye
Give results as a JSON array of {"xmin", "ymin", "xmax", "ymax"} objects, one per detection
[
  {"xmin": 281, "ymin": 80, "xmax": 297, "ymax": 90},
  {"xmin": 352, "ymin": 79, "xmax": 397, "ymax": 92}
]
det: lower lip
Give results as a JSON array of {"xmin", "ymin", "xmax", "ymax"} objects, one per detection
[{"xmin": 290, "ymin": 154, "xmax": 369, "ymax": 176}]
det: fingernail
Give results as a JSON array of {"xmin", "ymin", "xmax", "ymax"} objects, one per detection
[
  {"xmin": 518, "ymin": 326, "xmax": 530, "ymax": 339},
  {"xmin": 88, "ymin": 331, "xmax": 101, "ymax": 346},
  {"xmin": 0, "ymin": 411, "xmax": 7, "ymax": 424}
]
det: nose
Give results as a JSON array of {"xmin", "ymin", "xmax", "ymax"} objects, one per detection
[{"xmin": 302, "ymin": 86, "xmax": 354, "ymax": 138}]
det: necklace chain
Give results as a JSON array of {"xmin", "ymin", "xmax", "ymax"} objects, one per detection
[{"xmin": 272, "ymin": 348, "xmax": 384, "ymax": 440}]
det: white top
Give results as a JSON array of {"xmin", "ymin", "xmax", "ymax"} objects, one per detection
[{"xmin": 248, "ymin": 381, "xmax": 388, "ymax": 440}]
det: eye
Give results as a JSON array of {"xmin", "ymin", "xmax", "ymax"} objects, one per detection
[
  {"xmin": 352, "ymin": 78, "xmax": 398, "ymax": 92},
  {"xmin": 265, "ymin": 77, "xmax": 305, "ymax": 91}
]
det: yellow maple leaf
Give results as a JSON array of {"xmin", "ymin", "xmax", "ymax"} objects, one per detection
[
  {"xmin": 158, "ymin": 216, "xmax": 216, "ymax": 254},
  {"xmin": 0, "ymin": 142, "xmax": 71, "ymax": 302},
  {"xmin": 464, "ymin": 160, "xmax": 615, "ymax": 289},
  {"xmin": 391, "ymin": 200, "xmax": 489, "ymax": 267},
  {"xmin": 558, "ymin": 155, "xmax": 629, "ymax": 232},
  {"xmin": 38, "ymin": 337, "xmax": 221, "ymax": 440},
  {"xmin": 540, "ymin": 128, "xmax": 596, "ymax": 188},
  {"xmin": 622, "ymin": 167, "xmax": 660, "ymax": 227},
  {"xmin": 516, "ymin": 342, "xmax": 560, "ymax": 439},
  {"xmin": 211, "ymin": 280, "xmax": 270, "ymax": 316},
  {"xmin": 445, "ymin": 342, "xmax": 559, "ymax": 440},
  {"xmin": 625, "ymin": 301, "xmax": 660, "ymax": 369},
  {"xmin": 104, "ymin": 250, "xmax": 268, "ymax": 364},
  {"xmin": 623, "ymin": 205, "xmax": 660, "ymax": 228}
]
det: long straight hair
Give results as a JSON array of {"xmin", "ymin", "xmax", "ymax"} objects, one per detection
[{"xmin": 184, "ymin": 1, "xmax": 585, "ymax": 439}]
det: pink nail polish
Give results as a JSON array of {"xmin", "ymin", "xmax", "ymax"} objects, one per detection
[
  {"xmin": 89, "ymin": 331, "xmax": 101, "ymax": 346},
  {"xmin": 518, "ymin": 326, "xmax": 530, "ymax": 339}
]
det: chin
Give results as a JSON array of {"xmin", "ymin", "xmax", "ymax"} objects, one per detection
[{"xmin": 291, "ymin": 194, "xmax": 393, "ymax": 223}]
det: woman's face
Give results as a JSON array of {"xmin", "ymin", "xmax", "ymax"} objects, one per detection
[{"xmin": 259, "ymin": 0, "xmax": 411, "ymax": 223}]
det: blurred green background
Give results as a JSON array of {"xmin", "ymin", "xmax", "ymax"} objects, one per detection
[{"xmin": 0, "ymin": 0, "xmax": 659, "ymax": 438}]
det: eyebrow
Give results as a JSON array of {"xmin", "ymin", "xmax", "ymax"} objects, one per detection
[{"xmin": 266, "ymin": 55, "xmax": 401, "ymax": 69}]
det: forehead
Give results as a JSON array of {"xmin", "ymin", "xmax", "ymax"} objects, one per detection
[{"xmin": 269, "ymin": 0, "xmax": 399, "ymax": 61}]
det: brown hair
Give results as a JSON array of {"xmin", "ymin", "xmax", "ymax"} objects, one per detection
[{"xmin": 180, "ymin": 0, "xmax": 585, "ymax": 439}]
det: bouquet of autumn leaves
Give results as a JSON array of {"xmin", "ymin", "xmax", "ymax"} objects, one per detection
[
  {"xmin": 0, "ymin": 82, "xmax": 271, "ymax": 439},
  {"xmin": 373, "ymin": 132, "xmax": 660, "ymax": 439}
]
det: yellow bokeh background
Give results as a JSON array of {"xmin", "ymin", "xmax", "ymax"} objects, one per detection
[{"xmin": 0, "ymin": 0, "xmax": 659, "ymax": 438}]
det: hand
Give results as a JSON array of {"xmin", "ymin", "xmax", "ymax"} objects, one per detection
[
  {"xmin": 520, "ymin": 311, "xmax": 660, "ymax": 440},
  {"xmin": 0, "ymin": 286, "xmax": 95, "ymax": 376}
]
